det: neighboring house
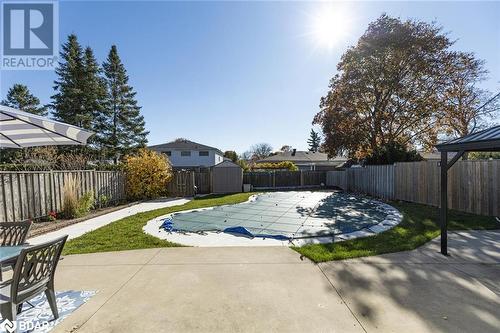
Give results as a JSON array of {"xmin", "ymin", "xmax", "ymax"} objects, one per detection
[
  {"xmin": 419, "ymin": 150, "xmax": 457, "ymax": 161},
  {"xmin": 149, "ymin": 139, "xmax": 224, "ymax": 169},
  {"xmin": 257, "ymin": 149, "xmax": 347, "ymax": 171}
]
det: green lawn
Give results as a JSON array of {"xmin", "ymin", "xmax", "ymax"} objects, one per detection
[
  {"xmin": 63, "ymin": 193, "xmax": 254, "ymax": 255},
  {"xmin": 293, "ymin": 202, "xmax": 499, "ymax": 263}
]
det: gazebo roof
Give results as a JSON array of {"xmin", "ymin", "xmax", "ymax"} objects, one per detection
[{"xmin": 435, "ymin": 125, "xmax": 500, "ymax": 152}]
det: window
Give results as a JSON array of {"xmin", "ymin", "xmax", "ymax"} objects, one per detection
[
  {"xmin": 164, "ymin": 151, "xmax": 171, "ymax": 156},
  {"xmin": 199, "ymin": 151, "xmax": 209, "ymax": 156},
  {"xmin": 181, "ymin": 151, "xmax": 191, "ymax": 157}
]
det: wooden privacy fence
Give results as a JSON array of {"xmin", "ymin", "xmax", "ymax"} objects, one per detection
[
  {"xmin": 243, "ymin": 171, "xmax": 327, "ymax": 189},
  {"xmin": 395, "ymin": 161, "xmax": 499, "ymax": 216},
  {"xmin": 0, "ymin": 170, "xmax": 125, "ymax": 222},
  {"xmin": 194, "ymin": 171, "xmax": 211, "ymax": 194},
  {"xmin": 167, "ymin": 171, "xmax": 195, "ymax": 197},
  {"xmin": 326, "ymin": 160, "xmax": 500, "ymax": 216},
  {"xmin": 350, "ymin": 165, "xmax": 395, "ymax": 199},
  {"xmin": 167, "ymin": 168, "xmax": 244, "ymax": 196},
  {"xmin": 326, "ymin": 165, "xmax": 395, "ymax": 200}
]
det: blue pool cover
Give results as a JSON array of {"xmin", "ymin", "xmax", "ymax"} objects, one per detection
[
  {"xmin": 159, "ymin": 191, "xmax": 392, "ymax": 240},
  {"xmin": 223, "ymin": 226, "xmax": 291, "ymax": 241}
]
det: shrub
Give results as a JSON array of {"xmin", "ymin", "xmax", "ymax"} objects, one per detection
[
  {"xmin": 94, "ymin": 163, "xmax": 125, "ymax": 171},
  {"xmin": 57, "ymin": 152, "xmax": 90, "ymax": 170},
  {"xmin": 62, "ymin": 175, "xmax": 79, "ymax": 218},
  {"xmin": 364, "ymin": 142, "xmax": 423, "ymax": 165},
  {"xmin": 62, "ymin": 175, "xmax": 95, "ymax": 219},
  {"xmin": 237, "ymin": 159, "xmax": 250, "ymax": 172},
  {"xmin": 124, "ymin": 148, "xmax": 173, "ymax": 201},
  {"xmin": 468, "ymin": 152, "xmax": 500, "ymax": 160},
  {"xmin": 223, "ymin": 151, "xmax": 238, "ymax": 162},
  {"xmin": 48, "ymin": 211, "xmax": 57, "ymax": 221},
  {"xmin": 98, "ymin": 194, "xmax": 111, "ymax": 207},
  {"xmin": 252, "ymin": 161, "xmax": 299, "ymax": 171},
  {"xmin": 77, "ymin": 191, "xmax": 94, "ymax": 217}
]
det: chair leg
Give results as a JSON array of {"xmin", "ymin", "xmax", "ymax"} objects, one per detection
[
  {"xmin": 45, "ymin": 288, "xmax": 59, "ymax": 320},
  {"xmin": 16, "ymin": 302, "xmax": 24, "ymax": 314},
  {"xmin": 0, "ymin": 301, "xmax": 17, "ymax": 322}
]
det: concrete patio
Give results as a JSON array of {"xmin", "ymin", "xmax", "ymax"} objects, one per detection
[{"xmin": 52, "ymin": 230, "xmax": 500, "ymax": 333}]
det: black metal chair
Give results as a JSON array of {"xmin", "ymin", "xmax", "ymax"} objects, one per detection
[
  {"xmin": 0, "ymin": 221, "xmax": 32, "ymax": 247},
  {"xmin": 0, "ymin": 235, "xmax": 67, "ymax": 323},
  {"xmin": 0, "ymin": 221, "xmax": 33, "ymax": 281}
]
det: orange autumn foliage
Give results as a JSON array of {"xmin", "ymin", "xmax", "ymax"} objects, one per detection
[{"xmin": 124, "ymin": 149, "xmax": 173, "ymax": 200}]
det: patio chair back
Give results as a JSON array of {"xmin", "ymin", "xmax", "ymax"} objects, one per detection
[
  {"xmin": 0, "ymin": 221, "xmax": 32, "ymax": 246},
  {"xmin": 10, "ymin": 235, "xmax": 67, "ymax": 304}
]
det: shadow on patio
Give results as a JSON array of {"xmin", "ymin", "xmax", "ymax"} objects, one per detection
[{"xmin": 318, "ymin": 231, "xmax": 500, "ymax": 332}]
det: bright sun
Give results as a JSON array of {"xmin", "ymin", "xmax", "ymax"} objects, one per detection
[{"xmin": 308, "ymin": 5, "xmax": 353, "ymax": 51}]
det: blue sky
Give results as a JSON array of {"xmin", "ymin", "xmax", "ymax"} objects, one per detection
[{"xmin": 1, "ymin": 1, "xmax": 499, "ymax": 154}]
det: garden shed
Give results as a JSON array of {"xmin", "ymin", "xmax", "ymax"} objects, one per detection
[{"xmin": 211, "ymin": 160, "xmax": 243, "ymax": 193}]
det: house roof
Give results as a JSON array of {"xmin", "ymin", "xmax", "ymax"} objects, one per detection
[
  {"xmin": 213, "ymin": 160, "xmax": 242, "ymax": 169},
  {"xmin": 435, "ymin": 125, "xmax": 500, "ymax": 152},
  {"xmin": 257, "ymin": 150, "xmax": 347, "ymax": 164},
  {"xmin": 149, "ymin": 139, "xmax": 223, "ymax": 154},
  {"xmin": 419, "ymin": 151, "xmax": 458, "ymax": 160}
]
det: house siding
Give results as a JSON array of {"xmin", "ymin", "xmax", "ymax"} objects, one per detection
[{"xmin": 159, "ymin": 149, "xmax": 223, "ymax": 167}]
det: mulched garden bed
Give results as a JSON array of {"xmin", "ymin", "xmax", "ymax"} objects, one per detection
[{"xmin": 29, "ymin": 203, "xmax": 137, "ymax": 238}]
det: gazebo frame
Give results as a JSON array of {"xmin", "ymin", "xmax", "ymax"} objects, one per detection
[{"xmin": 435, "ymin": 125, "xmax": 500, "ymax": 255}]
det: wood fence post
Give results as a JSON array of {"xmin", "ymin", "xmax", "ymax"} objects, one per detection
[
  {"xmin": 17, "ymin": 173, "xmax": 23, "ymax": 220},
  {"xmin": 9, "ymin": 173, "xmax": 16, "ymax": 221},
  {"xmin": 191, "ymin": 171, "xmax": 195, "ymax": 196},
  {"xmin": 210, "ymin": 169, "xmax": 213, "ymax": 193},
  {"xmin": 49, "ymin": 170, "xmax": 54, "ymax": 212},
  {"xmin": 1, "ymin": 174, "xmax": 7, "ymax": 221},
  {"xmin": 92, "ymin": 170, "xmax": 99, "ymax": 208}
]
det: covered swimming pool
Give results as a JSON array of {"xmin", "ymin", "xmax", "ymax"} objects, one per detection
[{"xmin": 144, "ymin": 191, "xmax": 402, "ymax": 246}]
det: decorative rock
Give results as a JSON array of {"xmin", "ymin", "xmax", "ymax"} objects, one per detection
[
  {"xmin": 337, "ymin": 230, "xmax": 376, "ymax": 240},
  {"xmin": 369, "ymin": 224, "xmax": 391, "ymax": 233}
]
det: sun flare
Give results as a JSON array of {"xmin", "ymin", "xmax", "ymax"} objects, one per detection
[{"xmin": 308, "ymin": 5, "xmax": 353, "ymax": 51}]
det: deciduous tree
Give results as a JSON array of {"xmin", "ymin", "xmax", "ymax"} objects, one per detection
[
  {"xmin": 223, "ymin": 150, "xmax": 238, "ymax": 162},
  {"xmin": 279, "ymin": 145, "xmax": 293, "ymax": 153},
  {"xmin": 314, "ymin": 15, "xmax": 452, "ymax": 159},
  {"xmin": 249, "ymin": 143, "xmax": 273, "ymax": 160},
  {"xmin": 440, "ymin": 52, "xmax": 499, "ymax": 138}
]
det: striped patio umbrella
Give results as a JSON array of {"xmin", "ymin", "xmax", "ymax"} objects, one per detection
[{"xmin": 0, "ymin": 105, "xmax": 93, "ymax": 148}]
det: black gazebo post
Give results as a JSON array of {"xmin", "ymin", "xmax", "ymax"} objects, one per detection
[
  {"xmin": 439, "ymin": 150, "xmax": 463, "ymax": 256},
  {"xmin": 435, "ymin": 124, "xmax": 500, "ymax": 256}
]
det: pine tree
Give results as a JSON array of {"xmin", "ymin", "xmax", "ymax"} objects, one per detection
[
  {"xmin": 307, "ymin": 129, "xmax": 321, "ymax": 152},
  {"xmin": 2, "ymin": 84, "xmax": 48, "ymax": 116},
  {"xmin": 81, "ymin": 47, "xmax": 107, "ymax": 147},
  {"xmin": 102, "ymin": 45, "xmax": 148, "ymax": 162},
  {"xmin": 51, "ymin": 34, "xmax": 87, "ymax": 128}
]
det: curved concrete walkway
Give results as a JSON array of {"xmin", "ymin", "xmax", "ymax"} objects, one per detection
[
  {"xmin": 48, "ymin": 229, "xmax": 500, "ymax": 333},
  {"xmin": 29, "ymin": 197, "xmax": 191, "ymax": 244}
]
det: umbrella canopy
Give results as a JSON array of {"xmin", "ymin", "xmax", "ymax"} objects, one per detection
[{"xmin": 0, "ymin": 105, "xmax": 93, "ymax": 148}]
